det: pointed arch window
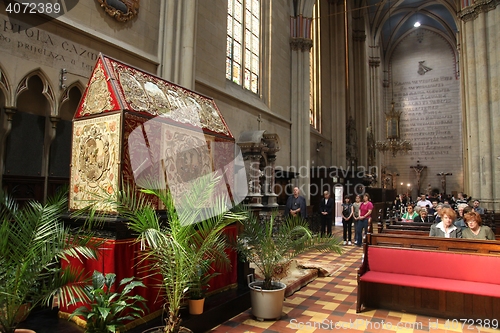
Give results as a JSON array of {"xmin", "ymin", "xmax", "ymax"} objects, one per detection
[
  {"xmin": 309, "ymin": 3, "xmax": 321, "ymax": 131},
  {"xmin": 226, "ymin": 0, "xmax": 260, "ymax": 94}
]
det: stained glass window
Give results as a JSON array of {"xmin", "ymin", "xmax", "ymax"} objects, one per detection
[{"xmin": 226, "ymin": 0, "xmax": 260, "ymax": 94}]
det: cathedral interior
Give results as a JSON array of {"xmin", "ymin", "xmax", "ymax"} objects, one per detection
[{"xmin": 1, "ymin": 0, "xmax": 500, "ymax": 331}]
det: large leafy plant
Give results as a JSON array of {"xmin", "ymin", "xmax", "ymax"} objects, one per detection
[
  {"xmin": 237, "ymin": 211, "xmax": 343, "ymax": 290},
  {"xmin": 0, "ymin": 190, "xmax": 99, "ymax": 333},
  {"xmin": 69, "ymin": 271, "xmax": 147, "ymax": 333},
  {"xmin": 112, "ymin": 174, "xmax": 247, "ymax": 333}
]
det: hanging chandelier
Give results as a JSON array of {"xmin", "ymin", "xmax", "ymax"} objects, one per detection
[{"xmin": 375, "ymin": 100, "xmax": 412, "ymax": 157}]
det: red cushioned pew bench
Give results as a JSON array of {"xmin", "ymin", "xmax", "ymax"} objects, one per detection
[{"xmin": 357, "ymin": 244, "xmax": 500, "ymax": 321}]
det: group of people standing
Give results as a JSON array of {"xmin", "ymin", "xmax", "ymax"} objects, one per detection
[
  {"xmin": 285, "ymin": 187, "xmax": 495, "ymax": 247},
  {"xmin": 340, "ymin": 193, "xmax": 373, "ymax": 247},
  {"xmin": 285, "ymin": 187, "xmax": 373, "ymax": 246}
]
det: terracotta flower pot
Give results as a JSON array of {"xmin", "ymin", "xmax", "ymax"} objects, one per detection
[
  {"xmin": 142, "ymin": 327, "xmax": 192, "ymax": 333},
  {"xmin": 14, "ymin": 303, "xmax": 31, "ymax": 323},
  {"xmin": 15, "ymin": 329, "xmax": 36, "ymax": 333},
  {"xmin": 188, "ymin": 298, "xmax": 205, "ymax": 315}
]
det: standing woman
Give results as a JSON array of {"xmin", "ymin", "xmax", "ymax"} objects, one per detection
[
  {"xmin": 352, "ymin": 195, "xmax": 361, "ymax": 241},
  {"xmin": 355, "ymin": 193, "xmax": 373, "ymax": 247},
  {"xmin": 341, "ymin": 195, "xmax": 354, "ymax": 245}
]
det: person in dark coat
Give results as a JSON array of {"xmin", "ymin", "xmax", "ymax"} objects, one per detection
[{"xmin": 319, "ymin": 190, "xmax": 334, "ymax": 236}]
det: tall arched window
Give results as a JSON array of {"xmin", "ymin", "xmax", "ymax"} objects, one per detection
[
  {"xmin": 309, "ymin": 3, "xmax": 321, "ymax": 131},
  {"xmin": 226, "ymin": 0, "xmax": 260, "ymax": 94}
]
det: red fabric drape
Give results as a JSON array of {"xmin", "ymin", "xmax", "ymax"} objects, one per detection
[{"xmin": 60, "ymin": 224, "xmax": 238, "ymax": 316}]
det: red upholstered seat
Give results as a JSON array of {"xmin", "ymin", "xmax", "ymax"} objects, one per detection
[
  {"xmin": 361, "ymin": 246, "xmax": 500, "ymax": 298},
  {"xmin": 360, "ymin": 271, "xmax": 500, "ymax": 298},
  {"xmin": 367, "ymin": 246, "xmax": 500, "ymax": 284}
]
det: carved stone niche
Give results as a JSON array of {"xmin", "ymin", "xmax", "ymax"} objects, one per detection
[{"xmin": 237, "ymin": 130, "xmax": 281, "ymax": 208}]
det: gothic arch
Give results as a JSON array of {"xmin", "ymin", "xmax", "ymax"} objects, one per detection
[
  {"xmin": 15, "ymin": 69, "xmax": 56, "ymax": 116},
  {"xmin": 59, "ymin": 82, "xmax": 84, "ymax": 120},
  {"xmin": 290, "ymin": 0, "xmax": 315, "ymax": 17},
  {"xmin": 0, "ymin": 64, "xmax": 12, "ymax": 107}
]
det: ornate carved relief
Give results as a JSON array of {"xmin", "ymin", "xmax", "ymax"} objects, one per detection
[
  {"xmin": 112, "ymin": 63, "xmax": 230, "ymax": 135},
  {"xmin": 353, "ymin": 30, "xmax": 366, "ymax": 42},
  {"xmin": 459, "ymin": 0, "xmax": 500, "ymax": 21},
  {"xmin": 96, "ymin": 0, "xmax": 140, "ymax": 22},
  {"xmin": 237, "ymin": 130, "xmax": 281, "ymax": 207},
  {"xmin": 369, "ymin": 57, "xmax": 381, "ymax": 67},
  {"xmin": 346, "ymin": 116, "xmax": 358, "ymax": 166},
  {"xmin": 290, "ymin": 38, "xmax": 313, "ymax": 52},
  {"xmin": 161, "ymin": 125, "xmax": 213, "ymax": 201},
  {"xmin": 70, "ymin": 113, "xmax": 121, "ymax": 211},
  {"xmin": 418, "ymin": 61, "xmax": 432, "ymax": 75},
  {"xmin": 80, "ymin": 63, "xmax": 114, "ymax": 116}
]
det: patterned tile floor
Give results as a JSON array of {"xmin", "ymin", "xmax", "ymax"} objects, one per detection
[{"xmin": 209, "ymin": 227, "xmax": 500, "ymax": 333}]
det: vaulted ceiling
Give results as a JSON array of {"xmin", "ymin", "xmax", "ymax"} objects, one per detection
[{"xmin": 365, "ymin": 0, "xmax": 459, "ymax": 55}]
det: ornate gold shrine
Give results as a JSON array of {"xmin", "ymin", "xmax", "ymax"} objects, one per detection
[{"xmin": 70, "ymin": 54, "xmax": 236, "ymax": 212}]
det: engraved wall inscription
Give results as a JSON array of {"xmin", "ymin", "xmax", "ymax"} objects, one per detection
[
  {"xmin": 384, "ymin": 29, "xmax": 462, "ymax": 196},
  {"xmin": 0, "ymin": 13, "xmax": 102, "ymax": 77}
]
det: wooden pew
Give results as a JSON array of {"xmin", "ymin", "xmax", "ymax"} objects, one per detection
[
  {"xmin": 366, "ymin": 233, "xmax": 500, "ymax": 254},
  {"xmin": 377, "ymin": 218, "xmax": 432, "ymax": 233},
  {"xmin": 357, "ymin": 233, "xmax": 500, "ymax": 321},
  {"xmin": 481, "ymin": 211, "xmax": 500, "ymax": 236},
  {"xmin": 385, "ymin": 224, "xmax": 432, "ymax": 231},
  {"xmin": 380, "ymin": 229, "xmax": 429, "ymax": 237}
]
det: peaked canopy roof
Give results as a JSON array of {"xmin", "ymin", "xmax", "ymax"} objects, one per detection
[{"xmin": 75, "ymin": 54, "xmax": 233, "ymax": 139}]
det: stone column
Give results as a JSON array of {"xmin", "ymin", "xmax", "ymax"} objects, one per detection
[
  {"xmin": 369, "ymin": 52, "xmax": 382, "ymax": 172},
  {"xmin": 459, "ymin": 2, "xmax": 500, "ymax": 209},
  {"xmin": 0, "ymin": 107, "xmax": 16, "ymax": 190},
  {"xmin": 43, "ymin": 116, "xmax": 60, "ymax": 203},
  {"xmin": 325, "ymin": 0, "xmax": 347, "ymax": 168},
  {"xmin": 179, "ymin": 0, "xmax": 197, "ymax": 89},
  {"xmin": 352, "ymin": 24, "xmax": 368, "ymax": 168},
  {"xmin": 290, "ymin": 15, "xmax": 313, "ymax": 203},
  {"xmin": 158, "ymin": 0, "xmax": 197, "ymax": 89}
]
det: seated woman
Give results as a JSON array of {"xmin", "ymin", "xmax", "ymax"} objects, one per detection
[
  {"xmin": 429, "ymin": 207, "xmax": 462, "ymax": 238},
  {"xmin": 413, "ymin": 208, "xmax": 435, "ymax": 223},
  {"xmin": 454, "ymin": 203, "xmax": 469, "ymax": 231},
  {"xmin": 401, "ymin": 204, "xmax": 419, "ymax": 222},
  {"xmin": 462, "ymin": 211, "xmax": 496, "ymax": 240}
]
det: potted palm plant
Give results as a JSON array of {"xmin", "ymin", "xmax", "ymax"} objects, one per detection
[
  {"xmin": 237, "ymin": 211, "xmax": 342, "ymax": 321},
  {"xmin": 0, "ymin": 189, "xmax": 99, "ymax": 333},
  {"xmin": 186, "ymin": 260, "xmax": 219, "ymax": 315},
  {"xmin": 112, "ymin": 174, "xmax": 247, "ymax": 333},
  {"xmin": 68, "ymin": 270, "xmax": 147, "ymax": 333}
]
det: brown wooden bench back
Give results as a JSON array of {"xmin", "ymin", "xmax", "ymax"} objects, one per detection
[
  {"xmin": 385, "ymin": 224, "xmax": 431, "ymax": 231},
  {"xmin": 380, "ymin": 229, "xmax": 429, "ymax": 236},
  {"xmin": 366, "ymin": 233, "xmax": 500, "ymax": 255}
]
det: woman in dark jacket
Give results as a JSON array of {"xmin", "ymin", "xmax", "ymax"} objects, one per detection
[{"xmin": 429, "ymin": 207, "xmax": 461, "ymax": 238}]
